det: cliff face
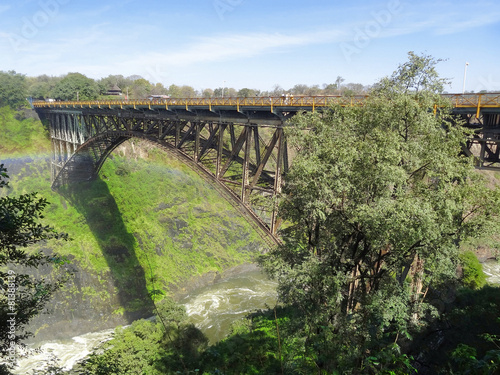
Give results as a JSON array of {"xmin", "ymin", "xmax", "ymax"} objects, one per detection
[{"xmin": 3, "ymin": 139, "xmax": 267, "ymax": 342}]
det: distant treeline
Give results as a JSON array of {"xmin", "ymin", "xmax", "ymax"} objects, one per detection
[
  {"xmin": 1, "ymin": 70, "xmax": 371, "ymax": 105},
  {"xmin": 1, "ymin": 70, "xmax": 497, "ymax": 109}
]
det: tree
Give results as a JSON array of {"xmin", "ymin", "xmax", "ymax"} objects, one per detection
[
  {"xmin": 322, "ymin": 83, "xmax": 338, "ymax": 95},
  {"xmin": 51, "ymin": 73, "xmax": 99, "ymax": 101},
  {"xmin": 237, "ymin": 88, "xmax": 257, "ymax": 97},
  {"xmin": 259, "ymin": 52, "xmax": 500, "ymax": 372},
  {"xmin": 179, "ymin": 85, "xmax": 197, "ymax": 98},
  {"xmin": 150, "ymin": 82, "xmax": 168, "ymax": 96},
  {"xmin": 0, "ymin": 71, "xmax": 27, "ymax": 109},
  {"xmin": 130, "ymin": 78, "xmax": 152, "ymax": 99},
  {"xmin": 290, "ymin": 84, "xmax": 309, "ymax": 95},
  {"xmin": 168, "ymin": 84, "xmax": 182, "ymax": 98},
  {"xmin": 0, "ymin": 164, "xmax": 69, "ymax": 373},
  {"xmin": 201, "ymin": 88, "xmax": 214, "ymax": 98},
  {"xmin": 26, "ymin": 75, "xmax": 61, "ymax": 100}
]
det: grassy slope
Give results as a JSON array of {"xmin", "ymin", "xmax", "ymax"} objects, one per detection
[{"xmin": 0, "ymin": 107, "xmax": 267, "ymax": 337}]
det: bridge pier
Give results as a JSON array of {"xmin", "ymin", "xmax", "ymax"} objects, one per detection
[{"xmin": 49, "ymin": 111, "xmax": 88, "ymax": 186}]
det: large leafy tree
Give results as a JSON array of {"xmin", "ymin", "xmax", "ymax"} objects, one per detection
[
  {"xmin": 0, "ymin": 71, "xmax": 27, "ymax": 109},
  {"xmin": 260, "ymin": 52, "xmax": 500, "ymax": 372},
  {"xmin": 0, "ymin": 165, "xmax": 69, "ymax": 374},
  {"xmin": 51, "ymin": 72, "xmax": 99, "ymax": 101}
]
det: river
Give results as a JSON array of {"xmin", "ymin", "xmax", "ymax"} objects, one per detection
[
  {"xmin": 13, "ymin": 268, "xmax": 278, "ymax": 373},
  {"xmin": 12, "ymin": 260, "xmax": 500, "ymax": 373}
]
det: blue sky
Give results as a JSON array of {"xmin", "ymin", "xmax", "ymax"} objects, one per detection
[{"xmin": 1, "ymin": 0, "xmax": 499, "ymax": 93}]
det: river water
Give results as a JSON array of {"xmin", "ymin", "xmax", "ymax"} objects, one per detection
[
  {"xmin": 12, "ymin": 261, "xmax": 500, "ymax": 373},
  {"xmin": 13, "ymin": 268, "xmax": 278, "ymax": 373},
  {"xmin": 483, "ymin": 260, "xmax": 500, "ymax": 284}
]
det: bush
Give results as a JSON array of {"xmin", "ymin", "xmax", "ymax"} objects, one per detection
[{"xmin": 459, "ymin": 251, "xmax": 487, "ymax": 289}]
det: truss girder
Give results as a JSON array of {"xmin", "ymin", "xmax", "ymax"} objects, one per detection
[
  {"xmin": 38, "ymin": 100, "xmax": 500, "ymax": 243},
  {"xmin": 462, "ymin": 113, "xmax": 500, "ymax": 169},
  {"xmin": 42, "ymin": 109, "xmax": 288, "ymax": 244}
]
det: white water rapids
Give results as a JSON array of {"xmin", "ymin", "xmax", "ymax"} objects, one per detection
[{"xmin": 12, "ymin": 269, "xmax": 278, "ymax": 373}]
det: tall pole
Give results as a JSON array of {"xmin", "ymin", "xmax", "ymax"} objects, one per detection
[
  {"xmin": 222, "ymin": 80, "xmax": 226, "ymax": 98},
  {"xmin": 462, "ymin": 62, "xmax": 469, "ymax": 94}
]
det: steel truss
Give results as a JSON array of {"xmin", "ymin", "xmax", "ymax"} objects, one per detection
[
  {"xmin": 461, "ymin": 112, "xmax": 500, "ymax": 169},
  {"xmin": 38, "ymin": 97, "xmax": 500, "ymax": 245},
  {"xmin": 44, "ymin": 109, "xmax": 288, "ymax": 245}
]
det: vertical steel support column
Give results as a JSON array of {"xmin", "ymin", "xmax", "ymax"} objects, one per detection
[
  {"xmin": 270, "ymin": 127, "xmax": 284, "ymax": 235},
  {"xmin": 194, "ymin": 122, "xmax": 201, "ymax": 162},
  {"xmin": 480, "ymin": 136, "xmax": 486, "ymax": 167},
  {"xmin": 241, "ymin": 125, "xmax": 252, "ymax": 203},
  {"xmin": 175, "ymin": 122, "xmax": 181, "ymax": 147},
  {"xmin": 229, "ymin": 124, "xmax": 236, "ymax": 148},
  {"xmin": 216, "ymin": 123, "xmax": 226, "ymax": 179},
  {"xmin": 253, "ymin": 127, "xmax": 261, "ymax": 167}
]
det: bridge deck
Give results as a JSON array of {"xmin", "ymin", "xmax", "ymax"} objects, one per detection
[{"xmin": 33, "ymin": 93, "xmax": 500, "ymax": 116}]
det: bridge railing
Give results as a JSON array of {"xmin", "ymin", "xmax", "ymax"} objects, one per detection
[
  {"xmin": 442, "ymin": 93, "xmax": 500, "ymax": 108},
  {"xmin": 32, "ymin": 93, "xmax": 500, "ymax": 112},
  {"xmin": 32, "ymin": 95, "xmax": 368, "ymax": 109}
]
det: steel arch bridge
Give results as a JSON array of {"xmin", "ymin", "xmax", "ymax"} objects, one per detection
[{"xmin": 33, "ymin": 93, "xmax": 500, "ymax": 245}]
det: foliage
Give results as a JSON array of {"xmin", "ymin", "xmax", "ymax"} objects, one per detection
[
  {"xmin": 26, "ymin": 75, "xmax": 61, "ymax": 100},
  {"xmin": 0, "ymin": 164, "xmax": 69, "ymax": 372},
  {"xmin": 237, "ymin": 88, "xmax": 258, "ymax": 97},
  {"xmin": 200, "ymin": 306, "xmax": 321, "ymax": 374},
  {"xmin": 78, "ymin": 297, "xmax": 208, "ymax": 375},
  {"xmin": 3, "ymin": 139, "xmax": 265, "ymax": 333},
  {"xmin": 409, "ymin": 286, "xmax": 500, "ymax": 374},
  {"xmin": 20, "ymin": 70, "xmax": 372, "ymax": 102},
  {"xmin": 200, "ymin": 312, "xmax": 284, "ymax": 374},
  {"xmin": 259, "ymin": 52, "xmax": 500, "ymax": 372},
  {"xmin": 459, "ymin": 251, "xmax": 487, "ymax": 289},
  {"xmin": 51, "ymin": 73, "xmax": 100, "ymax": 101},
  {"xmin": 0, "ymin": 106, "xmax": 51, "ymax": 157},
  {"xmin": 449, "ymin": 342, "xmax": 500, "ymax": 374},
  {"xmin": 0, "ymin": 71, "xmax": 28, "ymax": 109}
]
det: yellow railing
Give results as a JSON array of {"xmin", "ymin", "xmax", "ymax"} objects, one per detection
[
  {"xmin": 33, "ymin": 95, "xmax": 366, "ymax": 109},
  {"xmin": 33, "ymin": 93, "xmax": 500, "ymax": 114}
]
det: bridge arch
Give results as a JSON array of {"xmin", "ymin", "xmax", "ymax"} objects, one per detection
[{"xmin": 42, "ymin": 109, "xmax": 287, "ymax": 246}]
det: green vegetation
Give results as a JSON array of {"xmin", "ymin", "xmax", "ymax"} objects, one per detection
[
  {"xmin": 2, "ymin": 52, "xmax": 500, "ymax": 374},
  {"xmin": 0, "ymin": 106, "xmax": 51, "ymax": 157},
  {"xmin": 0, "ymin": 71, "xmax": 27, "ymax": 109},
  {"xmin": 256, "ymin": 52, "xmax": 500, "ymax": 373},
  {"xmin": 0, "ymin": 68, "xmax": 268, "ymax": 351},
  {"xmin": 76, "ymin": 297, "xmax": 208, "ymax": 374},
  {"xmin": 51, "ymin": 72, "xmax": 100, "ymax": 101},
  {"xmin": 0, "ymin": 67, "xmax": 370, "ymax": 103},
  {"xmin": 0, "ymin": 164, "xmax": 70, "ymax": 374},
  {"xmin": 2, "ymin": 142, "xmax": 265, "ymax": 331},
  {"xmin": 459, "ymin": 251, "xmax": 488, "ymax": 289}
]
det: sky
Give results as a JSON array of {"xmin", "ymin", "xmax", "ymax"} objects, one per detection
[{"xmin": 1, "ymin": 0, "xmax": 500, "ymax": 93}]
